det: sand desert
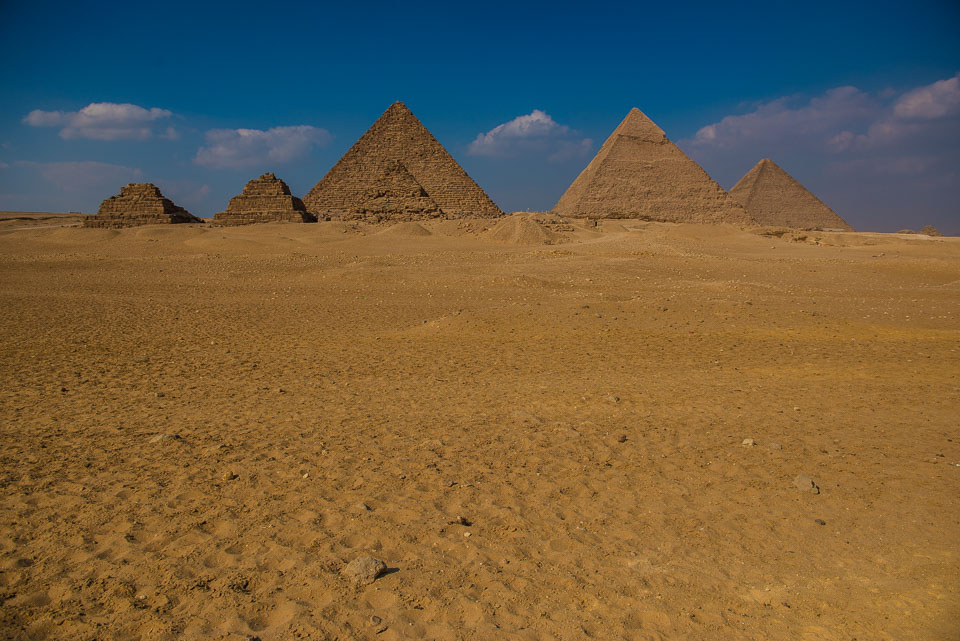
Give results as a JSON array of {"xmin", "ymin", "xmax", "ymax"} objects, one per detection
[{"xmin": 1, "ymin": 215, "xmax": 958, "ymax": 640}]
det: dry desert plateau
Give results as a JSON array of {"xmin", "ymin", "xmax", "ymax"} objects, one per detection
[{"xmin": 1, "ymin": 216, "xmax": 958, "ymax": 640}]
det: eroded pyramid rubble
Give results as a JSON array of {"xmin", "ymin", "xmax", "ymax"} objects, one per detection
[
  {"xmin": 213, "ymin": 172, "xmax": 314, "ymax": 226},
  {"xmin": 304, "ymin": 102, "xmax": 502, "ymax": 222},
  {"xmin": 84, "ymin": 183, "xmax": 202, "ymax": 228},
  {"xmin": 553, "ymin": 108, "xmax": 753, "ymax": 224},
  {"xmin": 729, "ymin": 158, "xmax": 853, "ymax": 231}
]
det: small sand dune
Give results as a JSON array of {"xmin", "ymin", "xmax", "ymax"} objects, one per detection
[{"xmin": 483, "ymin": 214, "xmax": 557, "ymax": 244}]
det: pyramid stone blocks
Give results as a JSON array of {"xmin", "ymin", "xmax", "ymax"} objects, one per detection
[
  {"xmin": 304, "ymin": 102, "xmax": 502, "ymax": 222},
  {"xmin": 84, "ymin": 183, "xmax": 202, "ymax": 228},
  {"xmin": 213, "ymin": 173, "xmax": 315, "ymax": 226},
  {"xmin": 729, "ymin": 158, "xmax": 853, "ymax": 231},
  {"xmin": 554, "ymin": 108, "xmax": 753, "ymax": 224}
]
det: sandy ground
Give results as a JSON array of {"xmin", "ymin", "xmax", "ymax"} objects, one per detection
[{"xmin": 0, "ymin": 217, "xmax": 958, "ymax": 641}]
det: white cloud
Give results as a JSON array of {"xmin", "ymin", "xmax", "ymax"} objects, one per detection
[
  {"xmin": 194, "ymin": 125, "xmax": 332, "ymax": 169},
  {"xmin": 15, "ymin": 161, "xmax": 142, "ymax": 192},
  {"xmin": 894, "ymin": 73, "xmax": 960, "ymax": 120},
  {"xmin": 23, "ymin": 102, "xmax": 174, "ymax": 141},
  {"xmin": 690, "ymin": 86, "xmax": 877, "ymax": 150},
  {"xmin": 468, "ymin": 109, "xmax": 592, "ymax": 161}
]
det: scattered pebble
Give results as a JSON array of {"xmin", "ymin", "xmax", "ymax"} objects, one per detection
[
  {"xmin": 155, "ymin": 392, "xmax": 165, "ymax": 398},
  {"xmin": 449, "ymin": 515, "xmax": 472, "ymax": 526},
  {"xmin": 463, "ymin": 532, "xmax": 471, "ymax": 537},
  {"xmin": 149, "ymin": 433, "xmax": 177, "ymax": 444},
  {"xmin": 608, "ymin": 395, "xmax": 621, "ymax": 404},
  {"xmin": 815, "ymin": 519, "xmax": 826, "ymax": 526},
  {"xmin": 222, "ymin": 470, "xmax": 239, "ymax": 481},
  {"xmin": 343, "ymin": 556, "xmax": 386, "ymax": 585},
  {"xmin": 794, "ymin": 474, "xmax": 820, "ymax": 494},
  {"xmin": 617, "ymin": 434, "xmax": 628, "ymax": 443},
  {"xmin": 741, "ymin": 438, "xmax": 755, "ymax": 447}
]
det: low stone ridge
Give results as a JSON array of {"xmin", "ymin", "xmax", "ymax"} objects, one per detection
[
  {"xmin": 213, "ymin": 173, "xmax": 315, "ymax": 226},
  {"xmin": 304, "ymin": 102, "xmax": 503, "ymax": 222},
  {"xmin": 729, "ymin": 158, "xmax": 853, "ymax": 231},
  {"xmin": 553, "ymin": 108, "xmax": 754, "ymax": 224},
  {"xmin": 920, "ymin": 225, "xmax": 943, "ymax": 237},
  {"xmin": 84, "ymin": 183, "xmax": 202, "ymax": 228}
]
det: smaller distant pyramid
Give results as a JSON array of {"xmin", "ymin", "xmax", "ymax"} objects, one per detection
[
  {"xmin": 553, "ymin": 108, "xmax": 753, "ymax": 224},
  {"xmin": 213, "ymin": 172, "xmax": 315, "ymax": 226},
  {"xmin": 84, "ymin": 183, "xmax": 202, "ymax": 228},
  {"xmin": 729, "ymin": 159, "xmax": 853, "ymax": 231}
]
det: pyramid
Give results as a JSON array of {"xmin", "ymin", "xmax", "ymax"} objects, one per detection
[
  {"xmin": 553, "ymin": 108, "xmax": 753, "ymax": 224},
  {"xmin": 213, "ymin": 172, "xmax": 315, "ymax": 226},
  {"xmin": 729, "ymin": 158, "xmax": 853, "ymax": 231},
  {"xmin": 345, "ymin": 160, "xmax": 442, "ymax": 222},
  {"xmin": 303, "ymin": 102, "xmax": 502, "ymax": 222},
  {"xmin": 84, "ymin": 183, "xmax": 202, "ymax": 228}
]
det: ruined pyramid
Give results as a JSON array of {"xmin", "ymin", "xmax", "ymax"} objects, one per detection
[
  {"xmin": 84, "ymin": 183, "xmax": 202, "ymax": 228},
  {"xmin": 213, "ymin": 172, "xmax": 315, "ymax": 226},
  {"xmin": 553, "ymin": 108, "xmax": 754, "ymax": 224},
  {"xmin": 729, "ymin": 158, "xmax": 853, "ymax": 231},
  {"xmin": 303, "ymin": 102, "xmax": 502, "ymax": 222}
]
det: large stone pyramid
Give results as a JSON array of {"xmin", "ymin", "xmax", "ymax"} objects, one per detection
[
  {"xmin": 553, "ymin": 108, "xmax": 754, "ymax": 224},
  {"xmin": 303, "ymin": 102, "xmax": 502, "ymax": 222},
  {"xmin": 729, "ymin": 158, "xmax": 853, "ymax": 231},
  {"xmin": 213, "ymin": 172, "xmax": 315, "ymax": 226},
  {"xmin": 84, "ymin": 183, "xmax": 202, "ymax": 228}
]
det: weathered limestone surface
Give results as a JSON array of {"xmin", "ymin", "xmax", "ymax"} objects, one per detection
[
  {"xmin": 84, "ymin": 183, "xmax": 202, "ymax": 228},
  {"xmin": 554, "ymin": 108, "xmax": 754, "ymax": 224},
  {"xmin": 303, "ymin": 102, "xmax": 502, "ymax": 222},
  {"xmin": 213, "ymin": 173, "xmax": 314, "ymax": 226},
  {"xmin": 730, "ymin": 158, "xmax": 853, "ymax": 231}
]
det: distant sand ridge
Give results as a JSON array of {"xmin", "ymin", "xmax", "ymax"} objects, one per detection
[
  {"xmin": 730, "ymin": 158, "xmax": 853, "ymax": 231},
  {"xmin": 303, "ymin": 102, "xmax": 503, "ymax": 222},
  {"xmin": 554, "ymin": 108, "xmax": 755, "ymax": 224},
  {"xmin": 83, "ymin": 183, "xmax": 202, "ymax": 229},
  {"xmin": 213, "ymin": 172, "xmax": 314, "ymax": 226}
]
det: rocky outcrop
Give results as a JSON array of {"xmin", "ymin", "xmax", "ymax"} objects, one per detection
[
  {"xmin": 84, "ymin": 183, "xmax": 202, "ymax": 228},
  {"xmin": 213, "ymin": 173, "xmax": 314, "ymax": 226},
  {"xmin": 304, "ymin": 102, "xmax": 502, "ymax": 222}
]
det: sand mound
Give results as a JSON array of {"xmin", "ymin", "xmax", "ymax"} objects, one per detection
[
  {"xmin": 483, "ymin": 215, "xmax": 556, "ymax": 245},
  {"xmin": 377, "ymin": 221, "xmax": 433, "ymax": 237}
]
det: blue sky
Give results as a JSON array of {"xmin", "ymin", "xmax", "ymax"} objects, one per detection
[{"xmin": 1, "ymin": 0, "xmax": 958, "ymax": 232}]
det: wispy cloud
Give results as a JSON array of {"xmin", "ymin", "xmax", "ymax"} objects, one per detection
[
  {"xmin": 23, "ymin": 102, "xmax": 175, "ymax": 141},
  {"xmin": 194, "ymin": 126, "xmax": 331, "ymax": 169},
  {"xmin": 14, "ymin": 160, "xmax": 143, "ymax": 192},
  {"xmin": 682, "ymin": 72, "xmax": 960, "ymax": 231},
  {"xmin": 468, "ymin": 109, "xmax": 592, "ymax": 161}
]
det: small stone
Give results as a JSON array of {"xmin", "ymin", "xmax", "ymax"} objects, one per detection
[
  {"xmin": 149, "ymin": 433, "xmax": 177, "ymax": 444},
  {"xmin": 370, "ymin": 615, "xmax": 382, "ymax": 626},
  {"xmin": 608, "ymin": 395, "xmax": 621, "ymax": 404},
  {"xmin": 302, "ymin": 473, "xmax": 309, "ymax": 479},
  {"xmin": 276, "ymin": 387, "xmax": 286, "ymax": 394},
  {"xmin": 617, "ymin": 434, "xmax": 627, "ymax": 443},
  {"xmin": 60, "ymin": 387, "xmax": 68, "ymax": 393},
  {"xmin": 343, "ymin": 556, "xmax": 386, "ymax": 585},
  {"xmin": 794, "ymin": 474, "xmax": 820, "ymax": 494},
  {"xmin": 441, "ymin": 479, "xmax": 456, "ymax": 488},
  {"xmin": 463, "ymin": 532, "xmax": 471, "ymax": 537},
  {"xmin": 155, "ymin": 392, "xmax": 165, "ymax": 398},
  {"xmin": 793, "ymin": 406, "xmax": 800, "ymax": 412},
  {"xmin": 222, "ymin": 471, "xmax": 239, "ymax": 481},
  {"xmin": 449, "ymin": 515, "xmax": 472, "ymax": 526},
  {"xmin": 814, "ymin": 519, "xmax": 826, "ymax": 526},
  {"xmin": 356, "ymin": 502, "xmax": 372, "ymax": 512},
  {"xmin": 741, "ymin": 438, "xmax": 755, "ymax": 447}
]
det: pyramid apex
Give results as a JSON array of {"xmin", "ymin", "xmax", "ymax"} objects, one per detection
[{"xmin": 613, "ymin": 107, "xmax": 666, "ymax": 142}]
